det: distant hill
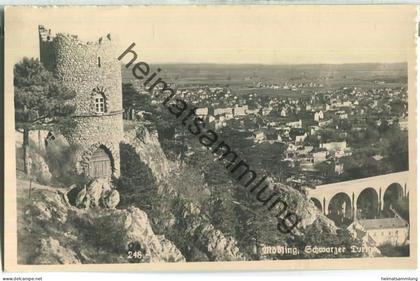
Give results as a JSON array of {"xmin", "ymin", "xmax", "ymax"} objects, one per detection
[{"xmin": 122, "ymin": 62, "xmax": 407, "ymax": 97}]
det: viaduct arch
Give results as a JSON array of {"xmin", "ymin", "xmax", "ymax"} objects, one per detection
[{"xmin": 307, "ymin": 171, "xmax": 409, "ymax": 220}]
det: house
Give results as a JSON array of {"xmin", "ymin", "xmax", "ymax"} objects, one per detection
[
  {"xmin": 280, "ymin": 108, "xmax": 288, "ymax": 117},
  {"xmin": 399, "ymin": 118, "xmax": 409, "ymax": 130},
  {"xmin": 333, "ymin": 100, "xmax": 352, "ymax": 108},
  {"xmin": 213, "ymin": 107, "xmax": 233, "ymax": 116},
  {"xmin": 334, "ymin": 162, "xmax": 344, "ymax": 174},
  {"xmin": 312, "ymin": 151, "xmax": 328, "ymax": 164},
  {"xmin": 286, "ymin": 119, "xmax": 302, "ymax": 129},
  {"xmin": 325, "ymin": 104, "xmax": 331, "ymax": 111},
  {"xmin": 314, "ymin": 111, "xmax": 324, "ymax": 122},
  {"xmin": 318, "ymin": 119, "xmax": 333, "ymax": 127},
  {"xmin": 290, "ymin": 128, "xmax": 307, "ymax": 145},
  {"xmin": 195, "ymin": 107, "xmax": 208, "ymax": 119},
  {"xmin": 300, "ymin": 159, "xmax": 316, "ymax": 172},
  {"xmin": 261, "ymin": 107, "xmax": 273, "ymax": 116},
  {"xmin": 295, "ymin": 132, "xmax": 307, "ymax": 145},
  {"xmin": 336, "ymin": 110, "xmax": 348, "ymax": 119},
  {"xmin": 309, "ymin": 125, "xmax": 320, "ymax": 135},
  {"xmin": 233, "ymin": 106, "xmax": 248, "ymax": 117},
  {"xmin": 372, "ymin": 155, "xmax": 384, "ymax": 161},
  {"xmin": 334, "ymin": 149, "xmax": 352, "ymax": 159},
  {"xmin": 207, "ymin": 115, "xmax": 215, "ymax": 123},
  {"xmin": 320, "ymin": 141, "xmax": 347, "ymax": 152},
  {"xmin": 347, "ymin": 217, "xmax": 409, "ymax": 246},
  {"xmin": 253, "ymin": 131, "xmax": 265, "ymax": 142},
  {"xmin": 246, "ymin": 108, "xmax": 260, "ymax": 115}
]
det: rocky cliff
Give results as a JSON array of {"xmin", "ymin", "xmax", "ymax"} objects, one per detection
[
  {"xmin": 122, "ymin": 127, "xmax": 172, "ymax": 181},
  {"xmin": 18, "ymin": 184, "xmax": 185, "ymax": 264},
  {"xmin": 116, "ymin": 125, "xmax": 346, "ymax": 261},
  {"xmin": 118, "ymin": 126, "xmax": 246, "ymax": 261},
  {"xmin": 150, "ymin": 186, "xmax": 246, "ymax": 261},
  {"xmin": 17, "ymin": 124, "xmax": 364, "ymax": 264}
]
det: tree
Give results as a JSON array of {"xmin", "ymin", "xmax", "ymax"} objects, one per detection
[
  {"xmin": 207, "ymin": 182, "xmax": 237, "ymax": 236},
  {"xmin": 122, "ymin": 83, "xmax": 152, "ymax": 112},
  {"xmin": 385, "ymin": 131, "xmax": 409, "ymax": 172},
  {"xmin": 115, "ymin": 142, "xmax": 158, "ymax": 211},
  {"xmin": 14, "ymin": 57, "xmax": 76, "ymax": 174}
]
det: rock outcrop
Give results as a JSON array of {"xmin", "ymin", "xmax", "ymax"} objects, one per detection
[
  {"xmin": 140, "ymin": 181, "xmax": 246, "ymax": 262},
  {"xmin": 276, "ymin": 183, "xmax": 338, "ymax": 233},
  {"xmin": 68, "ymin": 178, "xmax": 119, "ymax": 209},
  {"xmin": 17, "ymin": 123, "xmax": 351, "ymax": 264},
  {"xmin": 116, "ymin": 126, "xmax": 246, "ymax": 261},
  {"xmin": 15, "ymin": 146, "xmax": 52, "ymax": 185},
  {"xmin": 33, "ymin": 237, "xmax": 80, "ymax": 264},
  {"xmin": 30, "ymin": 152, "xmax": 52, "ymax": 185},
  {"xmin": 81, "ymin": 206, "xmax": 185, "ymax": 263},
  {"xmin": 101, "ymin": 189, "xmax": 120, "ymax": 209},
  {"xmin": 18, "ymin": 186, "xmax": 185, "ymax": 264},
  {"xmin": 140, "ymin": 175, "xmax": 344, "ymax": 261},
  {"xmin": 174, "ymin": 201, "xmax": 245, "ymax": 261},
  {"xmin": 122, "ymin": 127, "xmax": 172, "ymax": 180}
]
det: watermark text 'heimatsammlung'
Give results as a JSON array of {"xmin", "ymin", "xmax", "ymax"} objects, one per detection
[{"xmin": 117, "ymin": 42, "xmax": 301, "ymax": 234}]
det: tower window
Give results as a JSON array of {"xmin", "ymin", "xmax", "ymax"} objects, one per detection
[
  {"xmin": 98, "ymin": 57, "xmax": 101, "ymax": 67},
  {"xmin": 94, "ymin": 93, "xmax": 106, "ymax": 113}
]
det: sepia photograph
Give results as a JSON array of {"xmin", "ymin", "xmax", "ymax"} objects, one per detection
[{"xmin": 3, "ymin": 5, "xmax": 417, "ymax": 271}]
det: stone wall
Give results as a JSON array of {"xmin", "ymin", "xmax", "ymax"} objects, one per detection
[
  {"xmin": 52, "ymin": 33, "xmax": 122, "ymax": 114},
  {"xmin": 71, "ymin": 114, "xmax": 123, "ymax": 177},
  {"xmin": 39, "ymin": 25, "xmax": 123, "ymax": 178}
]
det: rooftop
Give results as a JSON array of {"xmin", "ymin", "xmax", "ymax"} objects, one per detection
[{"xmin": 358, "ymin": 217, "xmax": 408, "ymax": 230}]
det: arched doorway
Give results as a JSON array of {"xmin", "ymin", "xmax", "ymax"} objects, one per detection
[
  {"xmin": 357, "ymin": 188, "xmax": 378, "ymax": 219},
  {"xmin": 328, "ymin": 192, "xmax": 352, "ymax": 227},
  {"xmin": 87, "ymin": 146, "xmax": 113, "ymax": 178},
  {"xmin": 310, "ymin": 198, "xmax": 322, "ymax": 212}
]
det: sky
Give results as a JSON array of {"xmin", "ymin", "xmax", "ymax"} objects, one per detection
[{"xmin": 5, "ymin": 5, "xmax": 416, "ymax": 65}]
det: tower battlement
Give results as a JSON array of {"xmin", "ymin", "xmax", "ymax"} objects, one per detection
[{"xmin": 39, "ymin": 25, "xmax": 113, "ymax": 45}]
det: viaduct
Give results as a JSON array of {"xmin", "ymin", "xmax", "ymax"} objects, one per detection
[{"xmin": 307, "ymin": 171, "xmax": 409, "ymax": 220}]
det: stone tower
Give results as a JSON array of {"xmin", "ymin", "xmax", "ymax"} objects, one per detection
[{"xmin": 38, "ymin": 25, "xmax": 123, "ymax": 178}]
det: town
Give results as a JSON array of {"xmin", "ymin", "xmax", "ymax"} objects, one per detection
[
  {"xmin": 123, "ymin": 64, "xmax": 408, "ymax": 190},
  {"xmin": 121, "ymin": 63, "xmax": 410, "ymax": 256}
]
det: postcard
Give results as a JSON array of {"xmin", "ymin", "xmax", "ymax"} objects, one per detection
[{"xmin": 3, "ymin": 5, "xmax": 417, "ymax": 271}]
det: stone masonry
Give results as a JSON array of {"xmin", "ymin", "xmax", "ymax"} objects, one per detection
[{"xmin": 39, "ymin": 25, "xmax": 123, "ymax": 178}]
